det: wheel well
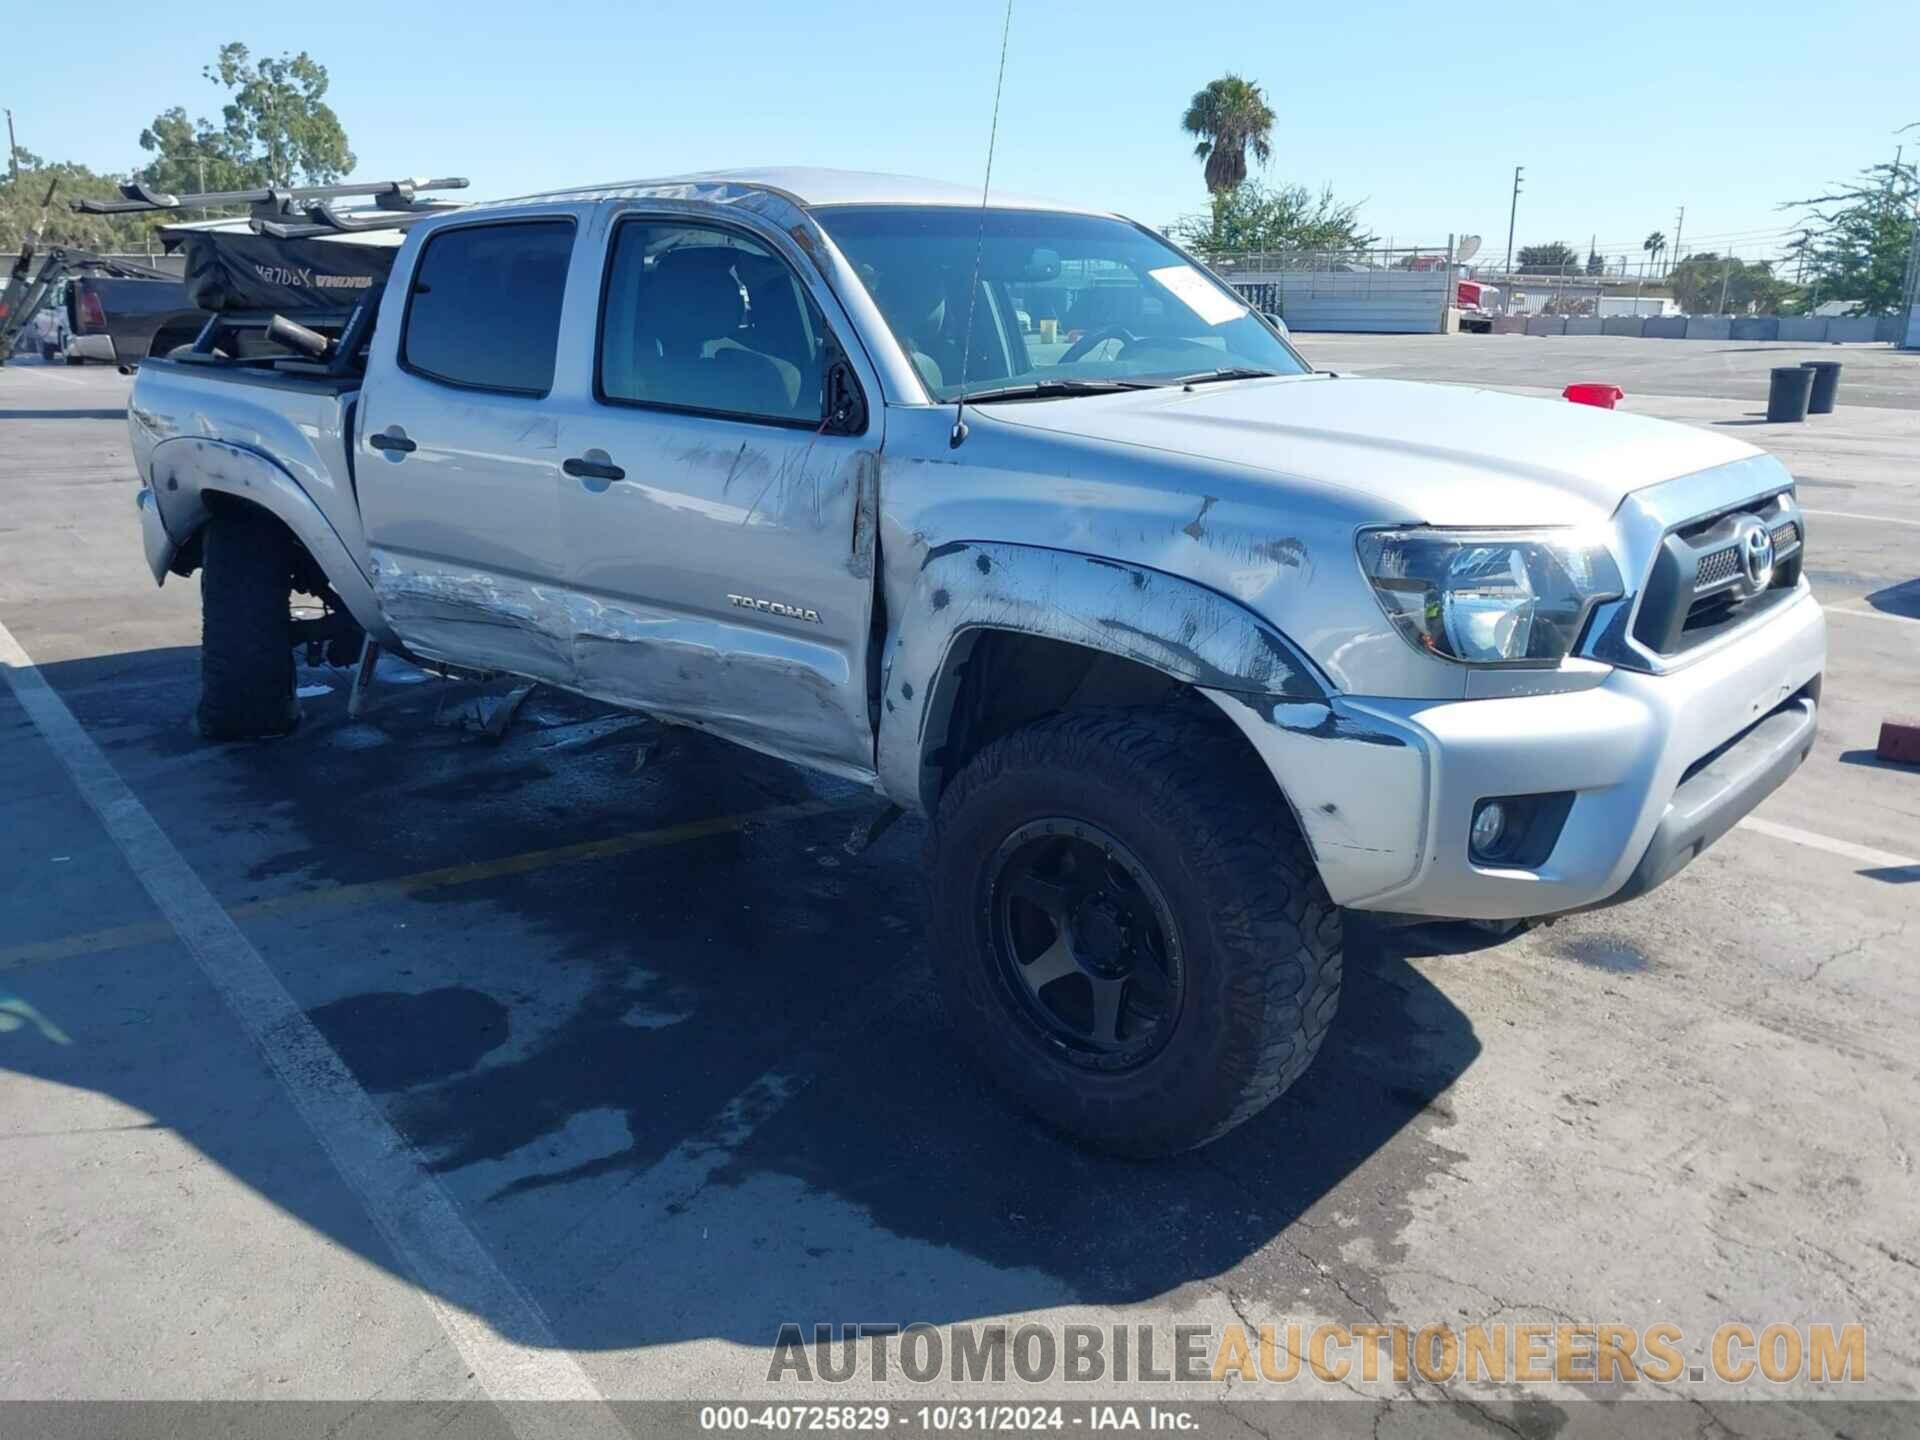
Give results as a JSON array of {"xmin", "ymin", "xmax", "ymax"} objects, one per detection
[
  {"xmin": 923, "ymin": 630, "xmax": 1277, "ymax": 805},
  {"xmin": 193, "ymin": 492, "xmax": 332, "ymax": 597}
]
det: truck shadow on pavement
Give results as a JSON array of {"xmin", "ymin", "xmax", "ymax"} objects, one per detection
[{"xmin": 4, "ymin": 645, "xmax": 1482, "ymax": 1355}]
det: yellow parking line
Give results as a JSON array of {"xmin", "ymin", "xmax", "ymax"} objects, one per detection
[{"xmin": 0, "ymin": 798, "xmax": 857, "ymax": 974}]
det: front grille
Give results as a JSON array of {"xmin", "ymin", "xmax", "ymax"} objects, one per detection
[
  {"xmin": 1694, "ymin": 546, "xmax": 1739, "ymax": 588},
  {"xmin": 1632, "ymin": 494, "xmax": 1804, "ymax": 657}
]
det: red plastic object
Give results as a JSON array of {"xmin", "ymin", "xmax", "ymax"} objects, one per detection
[{"xmin": 1564, "ymin": 383, "xmax": 1625, "ymax": 409}]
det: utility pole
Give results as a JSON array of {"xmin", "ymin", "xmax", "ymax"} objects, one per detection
[
  {"xmin": 1671, "ymin": 205, "xmax": 1685, "ymax": 278},
  {"xmin": 1718, "ymin": 250, "xmax": 1734, "ymax": 314},
  {"xmin": 1504, "ymin": 166, "xmax": 1524, "ymax": 276},
  {"xmin": 5, "ymin": 109, "xmax": 17, "ymax": 183}
]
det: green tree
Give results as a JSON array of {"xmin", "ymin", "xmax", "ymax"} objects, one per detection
[
  {"xmin": 1780, "ymin": 158, "xmax": 1917, "ymax": 315},
  {"xmin": 138, "ymin": 43, "xmax": 354, "ymax": 196},
  {"xmin": 1665, "ymin": 252, "xmax": 1792, "ymax": 315},
  {"xmin": 0, "ymin": 153, "xmax": 157, "ymax": 252},
  {"xmin": 1585, "ymin": 246, "xmax": 1605, "ymax": 276},
  {"xmin": 1517, "ymin": 241, "xmax": 1581, "ymax": 274},
  {"xmin": 1181, "ymin": 74, "xmax": 1275, "ymax": 251},
  {"xmin": 1170, "ymin": 180, "xmax": 1375, "ymax": 259},
  {"xmin": 1642, "ymin": 230, "xmax": 1667, "ymax": 276},
  {"xmin": 1181, "ymin": 75, "xmax": 1276, "ymax": 196}
]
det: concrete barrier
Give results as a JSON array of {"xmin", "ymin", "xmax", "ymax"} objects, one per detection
[
  {"xmin": 1564, "ymin": 317, "xmax": 1604, "ymax": 335},
  {"xmin": 1686, "ymin": 316, "xmax": 1733, "ymax": 340},
  {"xmin": 1729, "ymin": 317, "xmax": 1780, "ymax": 341},
  {"xmin": 1601, "ymin": 317, "xmax": 1647, "ymax": 337},
  {"xmin": 1875, "ymin": 315, "xmax": 1903, "ymax": 343},
  {"xmin": 1776, "ymin": 316, "xmax": 1827, "ymax": 342},
  {"xmin": 1643, "ymin": 316, "xmax": 1688, "ymax": 338},
  {"xmin": 1525, "ymin": 315, "xmax": 1568, "ymax": 336},
  {"xmin": 1825, "ymin": 316, "xmax": 1878, "ymax": 342},
  {"xmin": 1492, "ymin": 315, "xmax": 1528, "ymax": 334}
]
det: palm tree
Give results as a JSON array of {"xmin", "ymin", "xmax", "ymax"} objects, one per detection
[
  {"xmin": 1642, "ymin": 230, "xmax": 1667, "ymax": 278},
  {"xmin": 1182, "ymin": 75, "xmax": 1276, "ymax": 255}
]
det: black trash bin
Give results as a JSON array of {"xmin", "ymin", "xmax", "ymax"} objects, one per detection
[
  {"xmin": 1766, "ymin": 365, "xmax": 1815, "ymax": 422},
  {"xmin": 1800, "ymin": 360, "xmax": 1842, "ymax": 414}
]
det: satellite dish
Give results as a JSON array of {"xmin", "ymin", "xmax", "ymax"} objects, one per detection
[{"xmin": 1456, "ymin": 235, "xmax": 1483, "ymax": 263}]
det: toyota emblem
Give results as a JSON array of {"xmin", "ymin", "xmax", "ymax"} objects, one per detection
[{"xmin": 1741, "ymin": 520, "xmax": 1776, "ymax": 590}]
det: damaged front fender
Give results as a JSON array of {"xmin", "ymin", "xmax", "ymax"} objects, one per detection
[{"xmin": 875, "ymin": 540, "xmax": 1327, "ymax": 809}]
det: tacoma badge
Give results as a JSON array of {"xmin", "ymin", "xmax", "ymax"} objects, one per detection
[{"xmin": 726, "ymin": 593, "xmax": 822, "ymax": 624}]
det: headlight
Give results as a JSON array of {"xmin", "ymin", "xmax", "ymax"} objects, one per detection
[{"xmin": 1356, "ymin": 528, "xmax": 1623, "ymax": 665}]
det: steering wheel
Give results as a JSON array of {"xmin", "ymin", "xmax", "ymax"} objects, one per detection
[{"xmin": 1059, "ymin": 325, "xmax": 1138, "ymax": 364}]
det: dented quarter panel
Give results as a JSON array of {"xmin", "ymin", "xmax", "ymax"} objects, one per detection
[{"xmin": 129, "ymin": 362, "xmax": 394, "ymax": 641}]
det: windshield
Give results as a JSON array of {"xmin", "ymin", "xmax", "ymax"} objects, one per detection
[{"xmin": 813, "ymin": 206, "xmax": 1309, "ymax": 401}]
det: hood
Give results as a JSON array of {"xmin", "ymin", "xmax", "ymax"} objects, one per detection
[{"xmin": 979, "ymin": 374, "xmax": 1760, "ymax": 527}]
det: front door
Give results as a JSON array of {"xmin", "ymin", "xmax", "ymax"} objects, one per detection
[
  {"xmin": 556, "ymin": 213, "xmax": 882, "ymax": 780},
  {"xmin": 356, "ymin": 212, "xmax": 579, "ymax": 680}
]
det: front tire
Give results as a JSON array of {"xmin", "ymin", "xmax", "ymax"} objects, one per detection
[
  {"xmin": 927, "ymin": 707, "xmax": 1342, "ymax": 1156},
  {"xmin": 197, "ymin": 506, "xmax": 298, "ymax": 740}
]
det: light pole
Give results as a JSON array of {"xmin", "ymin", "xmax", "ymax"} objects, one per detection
[{"xmin": 1504, "ymin": 165, "xmax": 1524, "ymax": 276}]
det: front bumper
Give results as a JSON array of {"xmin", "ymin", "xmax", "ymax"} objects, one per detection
[{"xmin": 1214, "ymin": 587, "xmax": 1826, "ymax": 921}]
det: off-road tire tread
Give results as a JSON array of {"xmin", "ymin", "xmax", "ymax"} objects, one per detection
[
  {"xmin": 197, "ymin": 506, "xmax": 297, "ymax": 739},
  {"xmin": 928, "ymin": 705, "xmax": 1342, "ymax": 1156}
]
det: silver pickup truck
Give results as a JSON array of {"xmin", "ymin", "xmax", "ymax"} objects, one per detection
[{"xmin": 128, "ymin": 168, "xmax": 1825, "ymax": 1154}]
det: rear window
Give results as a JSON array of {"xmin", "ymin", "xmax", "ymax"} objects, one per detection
[{"xmin": 401, "ymin": 219, "xmax": 573, "ymax": 395}]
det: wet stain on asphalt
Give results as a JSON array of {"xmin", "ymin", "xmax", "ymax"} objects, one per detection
[
  {"xmin": 307, "ymin": 987, "xmax": 510, "ymax": 1091},
  {"xmin": 1558, "ymin": 932, "xmax": 1654, "ymax": 973},
  {"xmin": 29, "ymin": 647, "xmax": 1486, "ymax": 1352}
]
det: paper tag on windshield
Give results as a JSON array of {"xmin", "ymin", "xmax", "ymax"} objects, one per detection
[{"xmin": 1148, "ymin": 266, "xmax": 1248, "ymax": 327}]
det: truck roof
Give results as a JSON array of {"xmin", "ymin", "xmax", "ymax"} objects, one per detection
[{"xmin": 494, "ymin": 167, "xmax": 1109, "ymax": 216}]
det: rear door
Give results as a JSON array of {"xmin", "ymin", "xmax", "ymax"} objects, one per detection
[
  {"xmin": 553, "ymin": 209, "xmax": 884, "ymax": 779},
  {"xmin": 356, "ymin": 211, "xmax": 582, "ymax": 680}
]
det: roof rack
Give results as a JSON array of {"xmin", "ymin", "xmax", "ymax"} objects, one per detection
[
  {"xmin": 71, "ymin": 175, "xmax": 469, "ymax": 218},
  {"xmin": 255, "ymin": 200, "xmax": 456, "ymax": 241}
]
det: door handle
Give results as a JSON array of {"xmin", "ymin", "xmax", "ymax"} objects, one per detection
[
  {"xmin": 563, "ymin": 455, "xmax": 626, "ymax": 483},
  {"xmin": 369, "ymin": 430, "xmax": 416, "ymax": 455}
]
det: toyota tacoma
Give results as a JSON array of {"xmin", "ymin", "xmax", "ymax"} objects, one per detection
[{"xmin": 124, "ymin": 169, "xmax": 1825, "ymax": 1153}]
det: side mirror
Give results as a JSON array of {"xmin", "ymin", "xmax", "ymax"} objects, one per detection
[
  {"xmin": 1263, "ymin": 311, "xmax": 1290, "ymax": 338},
  {"xmin": 823, "ymin": 353, "xmax": 868, "ymax": 436}
]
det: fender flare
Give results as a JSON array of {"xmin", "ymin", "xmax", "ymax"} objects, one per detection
[
  {"xmin": 144, "ymin": 436, "xmax": 394, "ymax": 643},
  {"xmin": 875, "ymin": 539, "xmax": 1329, "ymax": 810}
]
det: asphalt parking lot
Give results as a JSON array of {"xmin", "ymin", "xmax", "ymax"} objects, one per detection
[{"xmin": 2, "ymin": 339, "xmax": 1917, "ymax": 1436}]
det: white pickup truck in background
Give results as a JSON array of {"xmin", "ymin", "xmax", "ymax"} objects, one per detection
[{"xmin": 125, "ymin": 169, "xmax": 1825, "ymax": 1153}]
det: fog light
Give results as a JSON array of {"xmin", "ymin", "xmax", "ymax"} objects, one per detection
[{"xmin": 1470, "ymin": 801, "xmax": 1508, "ymax": 858}]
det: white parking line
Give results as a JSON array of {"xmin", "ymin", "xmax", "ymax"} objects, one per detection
[
  {"xmin": 1827, "ymin": 606, "xmax": 1920, "ymax": 626},
  {"xmin": 0, "ymin": 365, "xmax": 82, "ymax": 387},
  {"xmin": 1737, "ymin": 816, "xmax": 1919, "ymax": 871},
  {"xmin": 1802, "ymin": 508, "xmax": 1920, "ymax": 529},
  {"xmin": 0, "ymin": 619, "xmax": 626, "ymax": 1436}
]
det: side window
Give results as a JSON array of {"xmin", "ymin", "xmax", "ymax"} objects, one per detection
[
  {"xmin": 597, "ymin": 221, "xmax": 825, "ymax": 425},
  {"xmin": 402, "ymin": 219, "xmax": 573, "ymax": 396}
]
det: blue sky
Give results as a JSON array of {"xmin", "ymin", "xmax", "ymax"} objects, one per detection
[{"xmin": 7, "ymin": 0, "xmax": 1914, "ymax": 270}]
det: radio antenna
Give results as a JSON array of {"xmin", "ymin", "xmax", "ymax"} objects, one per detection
[{"xmin": 950, "ymin": 0, "xmax": 1016, "ymax": 449}]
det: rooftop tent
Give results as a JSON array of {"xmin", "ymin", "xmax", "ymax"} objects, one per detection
[{"xmin": 160, "ymin": 222, "xmax": 408, "ymax": 314}]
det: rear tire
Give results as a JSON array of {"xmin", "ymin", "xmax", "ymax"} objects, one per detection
[
  {"xmin": 197, "ymin": 507, "xmax": 298, "ymax": 740},
  {"xmin": 927, "ymin": 706, "xmax": 1343, "ymax": 1156}
]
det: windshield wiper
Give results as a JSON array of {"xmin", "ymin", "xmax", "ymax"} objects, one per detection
[
  {"xmin": 1168, "ymin": 367, "xmax": 1285, "ymax": 387},
  {"xmin": 959, "ymin": 378, "xmax": 1165, "ymax": 403}
]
